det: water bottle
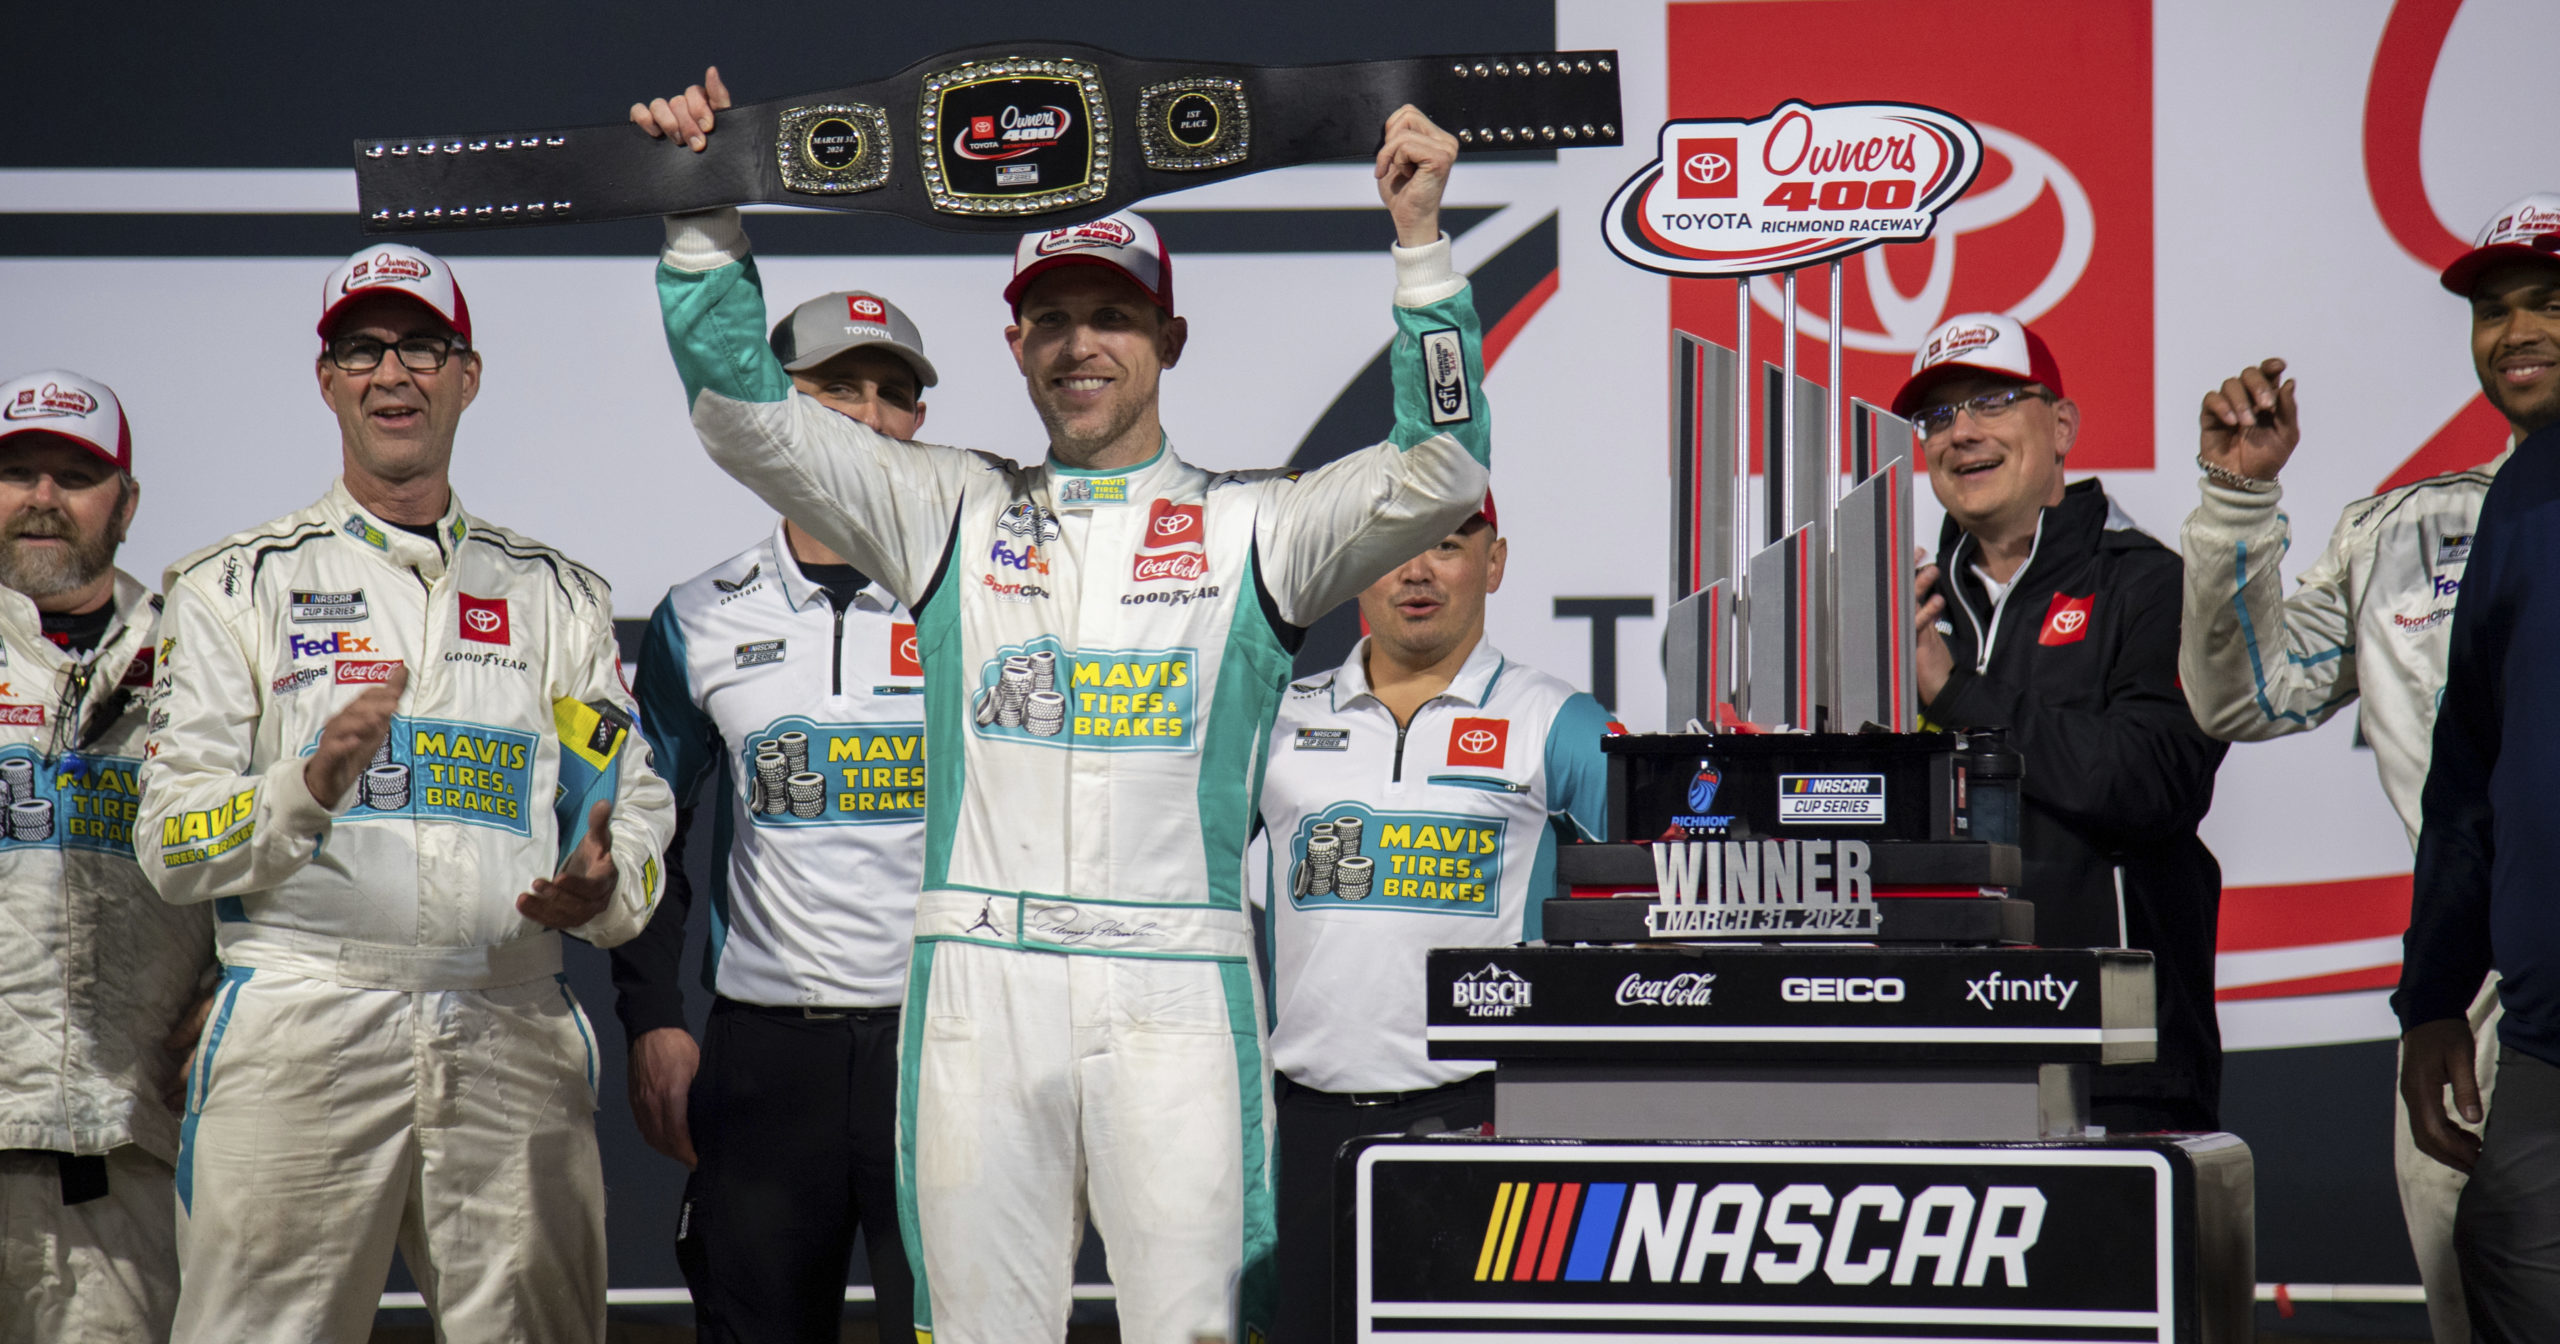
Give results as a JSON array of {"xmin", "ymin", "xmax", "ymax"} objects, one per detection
[{"xmin": 1963, "ymin": 728, "xmax": 2023, "ymax": 846}]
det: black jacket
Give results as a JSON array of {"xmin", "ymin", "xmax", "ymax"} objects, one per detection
[{"xmin": 1928, "ymin": 478, "xmax": 2230, "ymax": 1125}]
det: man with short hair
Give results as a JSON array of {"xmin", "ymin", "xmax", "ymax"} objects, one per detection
[
  {"xmin": 1256, "ymin": 495, "xmax": 1608, "ymax": 1343},
  {"xmin": 2394, "ymin": 202, "xmax": 2560, "ymax": 1341},
  {"xmin": 1905, "ymin": 312, "xmax": 2229, "ymax": 1132},
  {"xmin": 611, "ymin": 286, "xmax": 937, "ymax": 1340},
  {"xmin": 639, "ymin": 67, "xmax": 1489, "ymax": 1344},
  {"xmin": 137, "ymin": 243, "xmax": 675, "ymax": 1343},
  {"xmin": 2184, "ymin": 195, "xmax": 2560, "ymax": 1344},
  {"xmin": 0, "ymin": 367, "xmax": 210, "ymax": 1341}
]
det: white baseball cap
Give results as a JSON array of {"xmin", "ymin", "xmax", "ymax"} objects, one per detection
[
  {"xmin": 318, "ymin": 243, "xmax": 472, "ymax": 343},
  {"xmin": 1892, "ymin": 312, "xmax": 2068, "ymax": 417},
  {"xmin": 0, "ymin": 369, "xmax": 131, "ymax": 471},
  {"xmin": 2442, "ymin": 193, "xmax": 2560, "ymax": 296},
  {"xmin": 1004, "ymin": 212, "xmax": 1174, "ymax": 316},
  {"xmin": 770, "ymin": 290, "xmax": 938, "ymax": 388}
]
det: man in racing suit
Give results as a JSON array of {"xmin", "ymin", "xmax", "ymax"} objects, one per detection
[
  {"xmin": 1256, "ymin": 496, "xmax": 1610, "ymax": 1342},
  {"xmin": 2178, "ymin": 194, "xmax": 2560, "ymax": 1344},
  {"xmin": 612, "ymin": 287, "xmax": 938, "ymax": 1339},
  {"xmin": 638, "ymin": 69, "xmax": 1487, "ymax": 1344},
  {"xmin": 136, "ymin": 243, "xmax": 674, "ymax": 1343},
  {"xmin": 0, "ymin": 367, "xmax": 212, "ymax": 1341}
]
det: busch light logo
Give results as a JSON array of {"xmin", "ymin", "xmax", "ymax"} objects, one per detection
[
  {"xmin": 1453, "ymin": 963, "xmax": 1533, "ymax": 1018},
  {"xmin": 1672, "ymin": 759, "xmax": 1736, "ymax": 831}
]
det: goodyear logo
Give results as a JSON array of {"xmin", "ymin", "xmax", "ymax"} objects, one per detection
[{"xmin": 1472, "ymin": 1178, "xmax": 2047, "ymax": 1289}]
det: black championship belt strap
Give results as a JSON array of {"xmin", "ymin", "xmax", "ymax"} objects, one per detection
[{"xmin": 354, "ymin": 44, "xmax": 1621, "ymax": 236}]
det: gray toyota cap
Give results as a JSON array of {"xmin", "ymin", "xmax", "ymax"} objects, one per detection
[{"xmin": 768, "ymin": 290, "xmax": 938, "ymax": 389}]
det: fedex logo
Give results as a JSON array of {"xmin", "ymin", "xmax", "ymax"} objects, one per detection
[
  {"xmin": 2434, "ymin": 575, "xmax": 2461, "ymax": 598},
  {"xmin": 1474, "ymin": 1178, "xmax": 2047, "ymax": 1289},
  {"xmin": 288, "ymin": 631, "xmax": 377, "ymax": 658}
]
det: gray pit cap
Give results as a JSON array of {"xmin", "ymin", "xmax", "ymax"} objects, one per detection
[{"xmin": 769, "ymin": 290, "xmax": 938, "ymax": 389}]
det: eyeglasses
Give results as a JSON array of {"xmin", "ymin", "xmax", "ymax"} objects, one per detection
[
  {"xmin": 325, "ymin": 335, "xmax": 466, "ymax": 373},
  {"xmin": 1912, "ymin": 386, "xmax": 2051, "ymax": 438}
]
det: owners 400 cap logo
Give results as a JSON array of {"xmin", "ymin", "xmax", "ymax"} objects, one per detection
[{"xmin": 1604, "ymin": 101, "xmax": 1983, "ymax": 277}]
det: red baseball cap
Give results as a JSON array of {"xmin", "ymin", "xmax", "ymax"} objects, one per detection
[
  {"xmin": 0, "ymin": 369, "xmax": 131, "ymax": 472},
  {"xmin": 1472, "ymin": 490, "xmax": 1499, "ymax": 533},
  {"xmin": 2443, "ymin": 193, "xmax": 2560, "ymax": 296},
  {"xmin": 318, "ymin": 243, "xmax": 472, "ymax": 344},
  {"xmin": 1004, "ymin": 213, "xmax": 1173, "ymax": 316},
  {"xmin": 1892, "ymin": 313, "xmax": 2067, "ymax": 418}
]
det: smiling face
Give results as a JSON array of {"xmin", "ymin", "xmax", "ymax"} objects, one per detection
[
  {"xmin": 1917, "ymin": 373, "xmax": 2076, "ymax": 542},
  {"xmin": 791, "ymin": 347, "xmax": 927, "ymax": 439},
  {"xmin": 0, "ymin": 435, "xmax": 134, "ymax": 609},
  {"xmin": 1006, "ymin": 266, "xmax": 1187, "ymax": 469},
  {"xmin": 2470, "ymin": 258, "xmax": 2560, "ymax": 436},
  {"xmin": 1358, "ymin": 519, "xmax": 1507, "ymax": 669},
  {"xmin": 315, "ymin": 293, "xmax": 479, "ymax": 490}
]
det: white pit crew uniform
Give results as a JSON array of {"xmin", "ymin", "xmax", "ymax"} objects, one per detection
[
  {"xmin": 2178, "ymin": 454, "xmax": 2503, "ymax": 1344},
  {"xmin": 0, "ymin": 573, "xmax": 210, "ymax": 1341},
  {"xmin": 656, "ymin": 206, "xmax": 1491, "ymax": 1344},
  {"xmin": 137, "ymin": 481, "xmax": 673, "ymax": 1344},
  {"xmin": 1258, "ymin": 637, "xmax": 1610, "ymax": 1092}
]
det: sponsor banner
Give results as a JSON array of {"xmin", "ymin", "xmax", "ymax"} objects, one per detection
[
  {"xmin": 1352, "ymin": 1139, "xmax": 2192, "ymax": 1341},
  {"xmin": 334, "ymin": 658, "xmax": 401, "ymax": 686},
  {"xmin": 0, "ymin": 745, "xmax": 145, "ymax": 854},
  {"xmin": 1778, "ymin": 773, "xmax": 1887, "ymax": 824},
  {"xmin": 1286, "ymin": 801, "xmax": 1507, "ymax": 915},
  {"xmin": 969, "ymin": 637, "xmax": 1195, "ymax": 751},
  {"xmin": 737, "ymin": 715, "xmax": 926, "ymax": 824},
  {"xmin": 288, "ymin": 589, "xmax": 367, "ymax": 623},
  {"xmin": 313, "ymin": 715, "xmax": 538, "ymax": 836},
  {"xmin": 286, "ymin": 630, "xmax": 378, "ymax": 658}
]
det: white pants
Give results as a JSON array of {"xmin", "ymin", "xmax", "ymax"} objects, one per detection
[
  {"xmin": 171, "ymin": 966, "xmax": 607, "ymax": 1344},
  {"xmin": 1, "ymin": 1145, "xmax": 178, "ymax": 1341},
  {"xmin": 897, "ymin": 939, "xmax": 1275, "ymax": 1344},
  {"xmin": 2396, "ymin": 975, "xmax": 2504, "ymax": 1344}
]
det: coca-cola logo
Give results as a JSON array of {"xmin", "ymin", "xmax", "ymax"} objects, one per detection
[
  {"xmin": 335, "ymin": 658, "xmax": 402, "ymax": 685},
  {"xmin": 345, "ymin": 252, "xmax": 431, "ymax": 293},
  {"xmin": 1034, "ymin": 219, "xmax": 1139, "ymax": 256},
  {"xmin": 1131, "ymin": 550, "xmax": 1207, "ymax": 583},
  {"xmin": 1616, "ymin": 971, "xmax": 1716, "ymax": 1007},
  {"xmin": 2, "ymin": 382, "xmax": 98, "ymax": 421}
]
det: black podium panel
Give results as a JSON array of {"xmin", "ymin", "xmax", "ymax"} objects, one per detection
[
  {"xmin": 1427, "ymin": 945, "xmax": 2157, "ymax": 1064},
  {"xmin": 1341, "ymin": 1134, "xmax": 2253, "ymax": 1342}
]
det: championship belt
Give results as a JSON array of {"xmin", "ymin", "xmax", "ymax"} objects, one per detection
[{"xmin": 353, "ymin": 43, "xmax": 1622, "ymax": 236}]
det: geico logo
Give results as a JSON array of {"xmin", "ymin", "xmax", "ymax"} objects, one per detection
[
  {"xmin": 1780, "ymin": 976, "xmax": 1904, "ymax": 1003},
  {"xmin": 287, "ymin": 631, "xmax": 374, "ymax": 658},
  {"xmin": 1591, "ymin": 1181, "xmax": 2049, "ymax": 1289}
]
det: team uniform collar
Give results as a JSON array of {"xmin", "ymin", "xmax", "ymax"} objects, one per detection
[
  {"xmin": 766, "ymin": 520, "xmax": 898, "ymax": 617},
  {"xmin": 0, "ymin": 568, "xmax": 152, "ymax": 672},
  {"xmin": 1331, "ymin": 635, "xmax": 1506, "ymax": 714},
  {"xmin": 1042, "ymin": 436, "xmax": 1175, "ymax": 507},
  {"xmin": 325, "ymin": 476, "xmax": 470, "ymax": 581}
]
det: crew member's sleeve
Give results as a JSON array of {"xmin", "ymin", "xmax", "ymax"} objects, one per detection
[
  {"xmin": 1925, "ymin": 556, "xmax": 2227, "ymax": 834},
  {"xmin": 2178, "ymin": 479, "xmax": 2359, "ymax": 740},
  {"xmin": 655, "ymin": 208, "xmax": 978, "ymax": 612},
  {"xmin": 1525, "ymin": 692, "xmax": 1614, "ymax": 943},
  {"xmin": 1254, "ymin": 235, "xmax": 1495, "ymax": 625},
  {"xmin": 2398, "ymin": 495, "xmax": 2509, "ymax": 1029},
  {"xmin": 136, "ymin": 572, "xmax": 345, "ymax": 901},
  {"xmin": 611, "ymin": 595, "xmax": 716, "ymax": 1038},
  {"xmin": 554, "ymin": 579, "xmax": 676, "ymax": 950}
]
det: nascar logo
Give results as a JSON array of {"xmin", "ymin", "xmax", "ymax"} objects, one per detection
[{"xmin": 1472, "ymin": 1178, "xmax": 2047, "ymax": 1288}]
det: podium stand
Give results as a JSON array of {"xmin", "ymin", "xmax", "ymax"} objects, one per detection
[{"xmin": 1332, "ymin": 733, "xmax": 2254, "ymax": 1343}]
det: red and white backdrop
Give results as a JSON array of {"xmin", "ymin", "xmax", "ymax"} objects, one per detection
[{"xmin": 7, "ymin": 0, "xmax": 2558, "ymax": 1315}]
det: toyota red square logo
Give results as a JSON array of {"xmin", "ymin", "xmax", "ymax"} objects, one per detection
[
  {"xmin": 848, "ymin": 295, "xmax": 887, "ymax": 325},
  {"xmin": 890, "ymin": 622, "xmax": 922, "ymax": 677},
  {"xmin": 2039, "ymin": 592, "xmax": 2094, "ymax": 646},
  {"xmin": 971, "ymin": 115, "xmax": 997, "ymax": 141},
  {"xmin": 1447, "ymin": 717, "xmax": 1510, "ymax": 768},
  {"xmin": 458, "ymin": 594, "xmax": 510, "ymax": 644},
  {"xmin": 1674, "ymin": 137, "xmax": 1739, "ymax": 199},
  {"xmin": 1143, "ymin": 498, "xmax": 1203, "ymax": 548}
]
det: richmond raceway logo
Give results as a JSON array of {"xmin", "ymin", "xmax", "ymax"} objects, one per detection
[
  {"xmin": 957, "ymin": 104, "xmax": 1074, "ymax": 162},
  {"xmin": 1453, "ymin": 963, "xmax": 1532, "ymax": 1018},
  {"xmin": 345, "ymin": 252, "xmax": 431, "ymax": 291},
  {"xmin": 1033, "ymin": 219, "xmax": 1136, "ymax": 255},
  {"xmin": 4, "ymin": 383, "xmax": 97, "ymax": 421}
]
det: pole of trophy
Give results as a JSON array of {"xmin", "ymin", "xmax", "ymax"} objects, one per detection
[
  {"xmin": 1664, "ymin": 333, "xmax": 1738, "ymax": 730},
  {"xmin": 1833, "ymin": 400, "xmax": 1919, "ymax": 730},
  {"xmin": 1825, "ymin": 260, "xmax": 1846, "ymax": 721}
]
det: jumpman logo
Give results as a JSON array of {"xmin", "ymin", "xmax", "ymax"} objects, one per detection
[{"xmin": 965, "ymin": 900, "xmax": 1001, "ymax": 937}]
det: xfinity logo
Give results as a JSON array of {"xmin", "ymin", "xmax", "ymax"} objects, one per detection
[
  {"xmin": 1782, "ymin": 976, "xmax": 1905, "ymax": 1004},
  {"xmin": 1964, "ymin": 971, "xmax": 2080, "ymax": 1011},
  {"xmin": 1616, "ymin": 972, "xmax": 1715, "ymax": 1007}
]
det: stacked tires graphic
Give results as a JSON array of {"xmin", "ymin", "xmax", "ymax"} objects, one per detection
[
  {"xmin": 361, "ymin": 734, "xmax": 409, "ymax": 811},
  {"xmin": 1294, "ymin": 815, "xmax": 1371, "ymax": 902}
]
